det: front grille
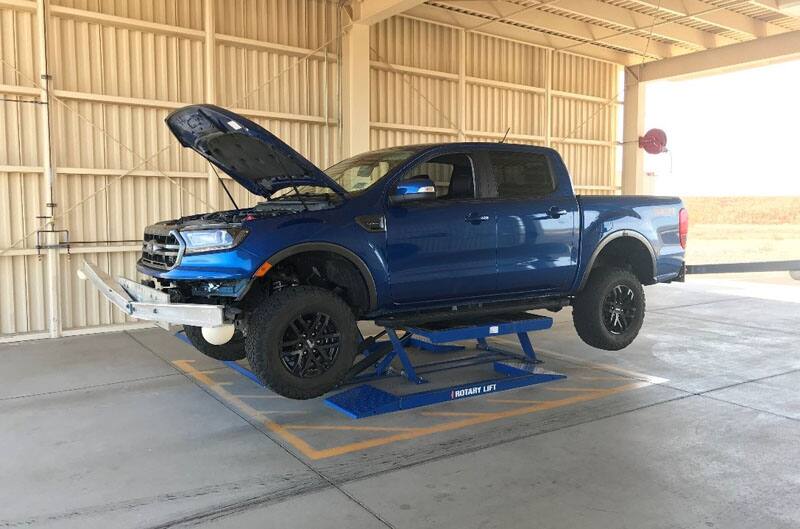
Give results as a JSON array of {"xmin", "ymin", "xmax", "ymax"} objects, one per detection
[{"xmin": 139, "ymin": 228, "xmax": 184, "ymax": 270}]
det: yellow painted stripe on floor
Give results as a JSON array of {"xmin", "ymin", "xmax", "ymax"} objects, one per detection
[
  {"xmin": 174, "ymin": 360, "xmax": 321, "ymax": 459},
  {"xmin": 175, "ymin": 359, "xmax": 652, "ymax": 461},
  {"xmin": 305, "ymin": 381, "xmax": 651, "ymax": 459},
  {"xmin": 421, "ymin": 411, "xmax": 494, "ymax": 417},
  {"xmin": 545, "ymin": 387, "xmax": 607, "ymax": 393},
  {"xmin": 283, "ymin": 424, "xmax": 421, "ymax": 432},
  {"xmin": 576, "ymin": 375, "xmax": 632, "ymax": 381},
  {"xmin": 252, "ymin": 411, "xmax": 310, "ymax": 416},
  {"xmin": 487, "ymin": 398, "xmax": 548, "ymax": 404}
]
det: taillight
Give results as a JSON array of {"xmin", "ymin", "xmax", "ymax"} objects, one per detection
[{"xmin": 679, "ymin": 207, "xmax": 688, "ymax": 249}]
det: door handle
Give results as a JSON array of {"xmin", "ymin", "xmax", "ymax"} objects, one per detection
[
  {"xmin": 547, "ymin": 206, "xmax": 569, "ymax": 219},
  {"xmin": 465, "ymin": 212, "xmax": 491, "ymax": 224}
]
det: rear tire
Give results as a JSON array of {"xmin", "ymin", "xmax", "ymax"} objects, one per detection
[
  {"xmin": 572, "ymin": 267, "xmax": 645, "ymax": 351},
  {"xmin": 184, "ymin": 325, "xmax": 246, "ymax": 361},
  {"xmin": 245, "ymin": 286, "xmax": 358, "ymax": 400}
]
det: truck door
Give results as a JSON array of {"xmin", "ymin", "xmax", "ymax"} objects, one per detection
[
  {"xmin": 386, "ymin": 153, "xmax": 498, "ymax": 304},
  {"xmin": 486, "ymin": 149, "xmax": 579, "ymax": 293}
]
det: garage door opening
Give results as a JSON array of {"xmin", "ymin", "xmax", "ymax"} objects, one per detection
[{"xmin": 644, "ymin": 60, "xmax": 800, "ymax": 293}]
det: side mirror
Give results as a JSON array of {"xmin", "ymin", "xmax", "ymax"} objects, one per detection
[{"xmin": 390, "ymin": 176, "xmax": 436, "ymax": 204}]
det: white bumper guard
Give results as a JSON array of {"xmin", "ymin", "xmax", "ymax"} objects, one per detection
[{"xmin": 78, "ymin": 260, "xmax": 226, "ymax": 329}]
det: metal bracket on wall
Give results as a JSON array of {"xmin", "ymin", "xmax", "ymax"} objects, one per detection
[
  {"xmin": 35, "ymin": 202, "xmax": 70, "ymax": 258},
  {"xmin": 35, "ymin": 228, "xmax": 70, "ymax": 258}
]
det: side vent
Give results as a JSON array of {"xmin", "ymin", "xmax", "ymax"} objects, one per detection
[{"xmin": 355, "ymin": 215, "xmax": 386, "ymax": 233}]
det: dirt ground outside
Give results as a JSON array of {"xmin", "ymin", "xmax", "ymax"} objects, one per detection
[
  {"xmin": 680, "ymin": 197, "xmax": 800, "ymax": 287},
  {"xmin": 686, "ymin": 224, "xmax": 800, "ymax": 264}
]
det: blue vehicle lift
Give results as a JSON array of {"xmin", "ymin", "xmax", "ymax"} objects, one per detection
[
  {"xmin": 178, "ymin": 312, "xmax": 565, "ymax": 419},
  {"xmin": 324, "ymin": 312, "xmax": 565, "ymax": 418}
]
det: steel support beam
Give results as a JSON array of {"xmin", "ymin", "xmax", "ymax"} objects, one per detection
[
  {"xmin": 634, "ymin": 29, "xmax": 800, "ymax": 81},
  {"xmin": 627, "ymin": 0, "xmax": 787, "ymax": 38},
  {"xmin": 621, "ymin": 69, "xmax": 646, "ymax": 195},
  {"xmin": 457, "ymin": 28, "xmax": 466, "ymax": 141},
  {"xmin": 405, "ymin": 4, "xmax": 634, "ymax": 64},
  {"xmin": 350, "ymin": 0, "xmax": 428, "ymax": 25},
  {"xmin": 341, "ymin": 23, "xmax": 371, "ymax": 158},
  {"xmin": 552, "ymin": 0, "xmax": 738, "ymax": 50},
  {"xmin": 203, "ymin": 0, "xmax": 221, "ymax": 210},
  {"xmin": 433, "ymin": 0, "xmax": 677, "ymax": 59},
  {"xmin": 36, "ymin": 0, "xmax": 62, "ymax": 338}
]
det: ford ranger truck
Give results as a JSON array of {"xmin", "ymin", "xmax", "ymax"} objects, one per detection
[{"xmin": 80, "ymin": 104, "xmax": 687, "ymax": 399}]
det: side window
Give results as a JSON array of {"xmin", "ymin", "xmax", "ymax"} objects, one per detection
[
  {"xmin": 401, "ymin": 154, "xmax": 475, "ymax": 199},
  {"xmin": 488, "ymin": 151, "xmax": 555, "ymax": 199}
]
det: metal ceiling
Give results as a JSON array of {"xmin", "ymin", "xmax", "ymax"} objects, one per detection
[{"xmin": 406, "ymin": 0, "xmax": 800, "ymax": 65}]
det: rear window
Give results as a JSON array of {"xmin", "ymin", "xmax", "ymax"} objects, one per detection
[{"xmin": 488, "ymin": 151, "xmax": 555, "ymax": 198}]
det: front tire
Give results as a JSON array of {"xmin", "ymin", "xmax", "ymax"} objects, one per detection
[
  {"xmin": 245, "ymin": 286, "xmax": 358, "ymax": 400},
  {"xmin": 572, "ymin": 267, "xmax": 645, "ymax": 351},
  {"xmin": 184, "ymin": 325, "xmax": 246, "ymax": 361}
]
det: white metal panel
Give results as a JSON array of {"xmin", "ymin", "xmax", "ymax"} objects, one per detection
[
  {"xmin": 466, "ymin": 32, "xmax": 547, "ymax": 87},
  {"xmin": 0, "ymin": 3, "xmax": 46, "ymax": 336},
  {"xmin": 369, "ymin": 16, "xmax": 461, "ymax": 148},
  {"xmin": 371, "ymin": 15, "xmax": 459, "ymax": 73},
  {"xmin": 0, "ymin": 254, "xmax": 50, "ymax": 335},
  {"xmin": 52, "ymin": 0, "xmax": 204, "ymax": 29},
  {"xmin": 213, "ymin": 0, "xmax": 338, "ymax": 49},
  {"xmin": 464, "ymin": 82, "xmax": 546, "ymax": 139}
]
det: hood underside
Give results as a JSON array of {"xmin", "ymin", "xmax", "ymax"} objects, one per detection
[{"xmin": 166, "ymin": 105, "xmax": 346, "ymax": 198}]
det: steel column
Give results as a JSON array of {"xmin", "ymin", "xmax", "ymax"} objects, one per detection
[
  {"xmin": 36, "ymin": 0, "xmax": 61, "ymax": 338},
  {"xmin": 203, "ymin": 0, "xmax": 221, "ymax": 210},
  {"xmin": 341, "ymin": 22, "xmax": 371, "ymax": 158},
  {"xmin": 621, "ymin": 68, "xmax": 646, "ymax": 195}
]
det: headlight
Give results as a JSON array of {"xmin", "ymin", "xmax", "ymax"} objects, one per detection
[{"xmin": 180, "ymin": 227, "xmax": 248, "ymax": 254}]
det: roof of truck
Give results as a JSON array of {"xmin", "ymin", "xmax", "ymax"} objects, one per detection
[{"xmin": 368, "ymin": 142, "xmax": 558, "ymax": 155}]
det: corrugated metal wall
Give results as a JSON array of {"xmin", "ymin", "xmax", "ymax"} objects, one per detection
[
  {"xmin": 369, "ymin": 16, "xmax": 621, "ymax": 195},
  {"xmin": 0, "ymin": 0, "xmax": 341, "ymax": 339},
  {"xmin": 0, "ymin": 1, "xmax": 620, "ymax": 339}
]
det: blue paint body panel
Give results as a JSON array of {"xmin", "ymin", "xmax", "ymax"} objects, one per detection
[
  {"xmin": 150, "ymin": 106, "xmax": 686, "ymax": 317},
  {"xmin": 166, "ymin": 104, "xmax": 347, "ymax": 197}
]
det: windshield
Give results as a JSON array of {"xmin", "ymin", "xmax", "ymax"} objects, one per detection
[
  {"xmin": 267, "ymin": 147, "xmax": 419, "ymax": 199},
  {"xmin": 324, "ymin": 148, "xmax": 419, "ymax": 193}
]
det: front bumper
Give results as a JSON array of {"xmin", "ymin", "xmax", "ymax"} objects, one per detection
[{"xmin": 79, "ymin": 260, "xmax": 226, "ymax": 329}]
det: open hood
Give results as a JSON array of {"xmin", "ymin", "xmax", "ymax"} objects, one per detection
[{"xmin": 166, "ymin": 105, "xmax": 347, "ymax": 198}]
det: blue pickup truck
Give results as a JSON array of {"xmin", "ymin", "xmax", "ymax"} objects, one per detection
[{"xmin": 82, "ymin": 104, "xmax": 687, "ymax": 399}]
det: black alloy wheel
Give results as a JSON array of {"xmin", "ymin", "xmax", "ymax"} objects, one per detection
[
  {"xmin": 279, "ymin": 312, "xmax": 341, "ymax": 378},
  {"xmin": 245, "ymin": 286, "xmax": 358, "ymax": 399},
  {"xmin": 572, "ymin": 267, "xmax": 646, "ymax": 351},
  {"xmin": 602, "ymin": 284, "xmax": 637, "ymax": 335}
]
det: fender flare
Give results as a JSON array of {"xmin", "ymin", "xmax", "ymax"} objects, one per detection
[
  {"xmin": 264, "ymin": 242, "xmax": 379, "ymax": 312},
  {"xmin": 577, "ymin": 230, "xmax": 657, "ymax": 291}
]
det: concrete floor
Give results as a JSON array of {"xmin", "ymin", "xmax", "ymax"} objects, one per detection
[{"xmin": 1, "ymin": 277, "xmax": 799, "ymax": 528}]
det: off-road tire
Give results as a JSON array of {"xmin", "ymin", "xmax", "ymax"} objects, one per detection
[
  {"xmin": 184, "ymin": 325, "xmax": 246, "ymax": 361},
  {"xmin": 245, "ymin": 286, "xmax": 358, "ymax": 399},
  {"xmin": 572, "ymin": 267, "xmax": 645, "ymax": 351}
]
